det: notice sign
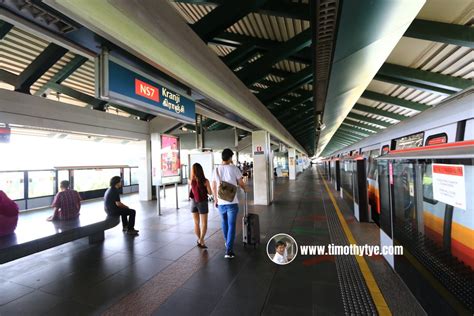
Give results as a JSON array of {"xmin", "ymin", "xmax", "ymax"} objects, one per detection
[{"xmin": 432, "ymin": 163, "xmax": 466, "ymax": 210}]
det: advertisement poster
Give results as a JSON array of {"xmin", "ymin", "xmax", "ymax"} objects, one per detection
[
  {"xmin": 432, "ymin": 163, "xmax": 466, "ymax": 210},
  {"xmin": 161, "ymin": 135, "xmax": 180, "ymax": 178}
]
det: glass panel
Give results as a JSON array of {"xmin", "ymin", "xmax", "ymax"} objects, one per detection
[
  {"xmin": 0, "ymin": 171, "xmax": 24, "ymax": 200},
  {"xmin": 123, "ymin": 168, "xmax": 131, "ymax": 186},
  {"xmin": 130, "ymin": 167, "xmax": 139, "ymax": 185},
  {"xmin": 392, "ymin": 161, "xmax": 417, "ymax": 239},
  {"xmin": 57, "ymin": 170, "xmax": 69, "ymax": 191},
  {"xmin": 28, "ymin": 170, "xmax": 55, "ymax": 198},
  {"xmin": 378, "ymin": 161, "xmax": 392, "ymax": 236},
  {"xmin": 74, "ymin": 169, "xmax": 121, "ymax": 191}
]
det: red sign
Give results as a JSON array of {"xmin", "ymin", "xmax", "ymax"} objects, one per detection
[
  {"xmin": 433, "ymin": 164, "xmax": 463, "ymax": 176},
  {"xmin": 427, "ymin": 135, "xmax": 447, "ymax": 146},
  {"xmin": 135, "ymin": 79, "xmax": 159, "ymax": 102}
]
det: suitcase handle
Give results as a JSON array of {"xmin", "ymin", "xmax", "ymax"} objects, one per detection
[{"xmin": 244, "ymin": 191, "xmax": 248, "ymax": 217}]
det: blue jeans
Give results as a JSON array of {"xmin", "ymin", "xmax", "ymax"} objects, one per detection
[{"xmin": 218, "ymin": 203, "xmax": 239, "ymax": 252}]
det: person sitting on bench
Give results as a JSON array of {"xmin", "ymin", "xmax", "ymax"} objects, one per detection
[
  {"xmin": 47, "ymin": 180, "xmax": 81, "ymax": 221},
  {"xmin": 0, "ymin": 190, "xmax": 19, "ymax": 236},
  {"xmin": 104, "ymin": 176, "xmax": 139, "ymax": 236}
]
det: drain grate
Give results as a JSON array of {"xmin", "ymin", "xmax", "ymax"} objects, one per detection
[{"xmin": 319, "ymin": 176, "xmax": 378, "ymax": 315}]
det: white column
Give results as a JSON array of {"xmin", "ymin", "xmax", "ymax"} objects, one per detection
[
  {"xmin": 288, "ymin": 147, "xmax": 296, "ymax": 180},
  {"xmin": 252, "ymin": 130, "xmax": 272, "ymax": 205},
  {"xmin": 139, "ymin": 139, "xmax": 152, "ymax": 201}
]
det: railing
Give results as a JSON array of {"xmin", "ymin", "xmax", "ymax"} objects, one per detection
[{"xmin": 0, "ymin": 165, "xmax": 139, "ymax": 211}]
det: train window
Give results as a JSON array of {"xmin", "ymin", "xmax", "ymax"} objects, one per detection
[
  {"xmin": 381, "ymin": 145, "xmax": 389, "ymax": 156},
  {"xmin": 425, "ymin": 133, "xmax": 448, "ymax": 146},
  {"xmin": 393, "ymin": 132, "xmax": 424, "ymax": 150},
  {"xmin": 392, "ymin": 162, "xmax": 417, "ymax": 239},
  {"xmin": 422, "ymin": 164, "xmax": 438, "ymax": 205}
]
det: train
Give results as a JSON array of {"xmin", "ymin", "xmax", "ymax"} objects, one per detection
[{"xmin": 322, "ymin": 88, "xmax": 473, "ymax": 315}]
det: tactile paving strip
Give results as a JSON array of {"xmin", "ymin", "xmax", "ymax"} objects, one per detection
[{"xmin": 318, "ymin": 177, "xmax": 378, "ymax": 315}]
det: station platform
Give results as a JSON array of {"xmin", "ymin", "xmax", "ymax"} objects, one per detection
[{"xmin": 0, "ymin": 167, "xmax": 425, "ymax": 315}]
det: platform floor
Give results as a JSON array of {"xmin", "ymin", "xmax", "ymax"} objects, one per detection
[{"xmin": 0, "ymin": 166, "xmax": 425, "ymax": 315}]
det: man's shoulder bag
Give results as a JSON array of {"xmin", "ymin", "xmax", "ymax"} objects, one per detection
[{"xmin": 216, "ymin": 167, "xmax": 237, "ymax": 202}]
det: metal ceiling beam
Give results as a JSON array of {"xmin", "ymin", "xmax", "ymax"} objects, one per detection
[
  {"xmin": 257, "ymin": 67, "xmax": 313, "ymax": 104},
  {"xmin": 0, "ymin": 20, "xmax": 13, "ymax": 39},
  {"xmin": 331, "ymin": 137, "xmax": 353, "ymax": 146},
  {"xmin": 211, "ymin": 32, "xmax": 311, "ymax": 64},
  {"xmin": 376, "ymin": 63, "xmax": 472, "ymax": 95},
  {"xmin": 333, "ymin": 133, "xmax": 362, "ymax": 143},
  {"xmin": 361, "ymin": 90, "xmax": 430, "ymax": 112},
  {"xmin": 34, "ymin": 55, "xmax": 88, "ymax": 96},
  {"xmin": 342, "ymin": 120, "xmax": 381, "ymax": 133},
  {"xmin": 191, "ymin": 0, "xmax": 268, "ymax": 42},
  {"xmin": 335, "ymin": 130, "xmax": 364, "ymax": 141},
  {"xmin": 15, "ymin": 43, "xmax": 68, "ymax": 94},
  {"xmin": 353, "ymin": 103, "xmax": 406, "ymax": 121},
  {"xmin": 288, "ymin": 118, "xmax": 314, "ymax": 134},
  {"xmin": 405, "ymin": 19, "xmax": 474, "ymax": 48},
  {"xmin": 236, "ymin": 29, "xmax": 312, "ymax": 85},
  {"xmin": 173, "ymin": 0, "xmax": 310, "ymax": 20},
  {"xmin": 48, "ymin": 82, "xmax": 107, "ymax": 109},
  {"xmin": 270, "ymin": 90, "xmax": 312, "ymax": 109},
  {"xmin": 222, "ymin": 44, "xmax": 258, "ymax": 69},
  {"xmin": 284, "ymin": 111, "xmax": 314, "ymax": 127},
  {"xmin": 275, "ymin": 102, "xmax": 312, "ymax": 120},
  {"xmin": 346, "ymin": 113, "xmax": 392, "ymax": 128},
  {"xmin": 338, "ymin": 126, "xmax": 371, "ymax": 138}
]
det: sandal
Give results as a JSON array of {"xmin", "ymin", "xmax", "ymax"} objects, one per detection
[{"xmin": 197, "ymin": 241, "xmax": 208, "ymax": 249}]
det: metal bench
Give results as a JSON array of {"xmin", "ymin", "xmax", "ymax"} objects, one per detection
[{"xmin": 0, "ymin": 208, "xmax": 119, "ymax": 264}]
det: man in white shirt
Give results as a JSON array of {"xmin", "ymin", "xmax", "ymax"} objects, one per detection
[
  {"xmin": 212, "ymin": 148, "xmax": 247, "ymax": 259},
  {"xmin": 272, "ymin": 240, "xmax": 288, "ymax": 264}
]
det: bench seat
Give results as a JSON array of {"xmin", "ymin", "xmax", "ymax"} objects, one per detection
[{"xmin": 0, "ymin": 207, "xmax": 119, "ymax": 264}]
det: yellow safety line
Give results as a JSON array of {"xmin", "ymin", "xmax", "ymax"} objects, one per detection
[{"xmin": 320, "ymin": 171, "xmax": 392, "ymax": 316}]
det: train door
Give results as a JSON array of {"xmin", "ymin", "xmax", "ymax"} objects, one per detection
[
  {"xmin": 366, "ymin": 149, "xmax": 380, "ymax": 225},
  {"xmin": 353, "ymin": 158, "xmax": 369, "ymax": 222},
  {"xmin": 335, "ymin": 160, "xmax": 341, "ymax": 191},
  {"xmin": 378, "ymin": 159, "xmax": 394, "ymax": 268}
]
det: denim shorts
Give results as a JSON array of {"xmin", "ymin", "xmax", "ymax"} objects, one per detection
[{"xmin": 191, "ymin": 199, "xmax": 209, "ymax": 214}]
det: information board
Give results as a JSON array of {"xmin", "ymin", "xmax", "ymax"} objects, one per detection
[
  {"xmin": 97, "ymin": 53, "xmax": 195, "ymax": 123},
  {"xmin": 432, "ymin": 163, "xmax": 466, "ymax": 210}
]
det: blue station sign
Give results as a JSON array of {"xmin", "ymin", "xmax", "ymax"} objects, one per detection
[{"xmin": 97, "ymin": 53, "xmax": 195, "ymax": 123}]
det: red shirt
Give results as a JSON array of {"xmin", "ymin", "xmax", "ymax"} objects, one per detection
[{"xmin": 52, "ymin": 189, "xmax": 81, "ymax": 220}]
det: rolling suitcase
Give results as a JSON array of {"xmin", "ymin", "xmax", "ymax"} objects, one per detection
[{"xmin": 242, "ymin": 192, "xmax": 260, "ymax": 247}]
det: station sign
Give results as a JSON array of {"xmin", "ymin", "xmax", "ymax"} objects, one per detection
[{"xmin": 97, "ymin": 52, "xmax": 195, "ymax": 123}]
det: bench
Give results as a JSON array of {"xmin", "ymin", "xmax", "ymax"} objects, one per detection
[{"xmin": 0, "ymin": 207, "xmax": 119, "ymax": 264}]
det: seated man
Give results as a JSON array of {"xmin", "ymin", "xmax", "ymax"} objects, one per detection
[
  {"xmin": 272, "ymin": 240, "xmax": 288, "ymax": 264},
  {"xmin": 104, "ymin": 176, "xmax": 139, "ymax": 236},
  {"xmin": 47, "ymin": 180, "xmax": 81, "ymax": 221}
]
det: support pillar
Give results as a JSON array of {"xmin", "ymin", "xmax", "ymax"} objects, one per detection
[
  {"xmin": 288, "ymin": 147, "xmax": 296, "ymax": 180},
  {"xmin": 252, "ymin": 130, "xmax": 272, "ymax": 205},
  {"xmin": 139, "ymin": 139, "xmax": 152, "ymax": 201}
]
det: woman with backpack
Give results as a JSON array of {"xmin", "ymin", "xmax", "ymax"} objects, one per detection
[{"xmin": 189, "ymin": 163, "xmax": 212, "ymax": 249}]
